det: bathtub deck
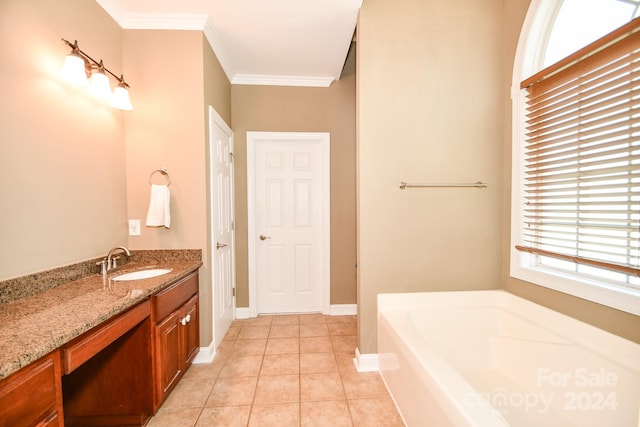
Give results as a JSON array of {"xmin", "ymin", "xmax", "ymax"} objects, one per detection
[{"xmin": 378, "ymin": 290, "xmax": 640, "ymax": 427}]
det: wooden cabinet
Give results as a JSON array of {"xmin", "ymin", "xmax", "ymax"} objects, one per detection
[
  {"xmin": 62, "ymin": 301, "xmax": 153, "ymax": 426},
  {"xmin": 1, "ymin": 267, "xmax": 200, "ymax": 425},
  {"xmin": 0, "ymin": 350, "xmax": 63, "ymax": 427},
  {"xmin": 152, "ymin": 271, "xmax": 199, "ymax": 409}
]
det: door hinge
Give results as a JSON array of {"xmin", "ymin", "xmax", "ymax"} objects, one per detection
[
  {"xmin": 231, "ymin": 220, "xmax": 235, "ymax": 231},
  {"xmin": 232, "ymin": 288, "xmax": 236, "ymax": 297},
  {"xmin": 229, "ymin": 152, "xmax": 235, "ymax": 162}
]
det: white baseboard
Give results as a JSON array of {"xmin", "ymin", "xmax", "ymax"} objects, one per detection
[
  {"xmin": 328, "ymin": 304, "xmax": 357, "ymax": 316},
  {"xmin": 235, "ymin": 305, "xmax": 356, "ymax": 318},
  {"xmin": 192, "ymin": 340, "xmax": 215, "ymax": 364},
  {"xmin": 354, "ymin": 347, "xmax": 379, "ymax": 372},
  {"xmin": 235, "ymin": 307, "xmax": 254, "ymax": 319}
]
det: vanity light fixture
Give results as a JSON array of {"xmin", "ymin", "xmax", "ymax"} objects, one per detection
[
  {"xmin": 60, "ymin": 38, "xmax": 133, "ymax": 111},
  {"xmin": 110, "ymin": 76, "xmax": 133, "ymax": 111},
  {"xmin": 60, "ymin": 40, "xmax": 89, "ymax": 86},
  {"xmin": 87, "ymin": 60, "xmax": 112, "ymax": 100}
]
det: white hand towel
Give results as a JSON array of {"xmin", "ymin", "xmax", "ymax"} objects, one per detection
[{"xmin": 146, "ymin": 184, "xmax": 171, "ymax": 228}]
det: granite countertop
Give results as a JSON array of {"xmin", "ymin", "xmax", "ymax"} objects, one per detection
[{"xmin": 0, "ymin": 261, "xmax": 202, "ymax": 380}]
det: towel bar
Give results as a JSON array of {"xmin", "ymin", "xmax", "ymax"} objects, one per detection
[{"xmin": 399, "ymin": 181, "xmax": 487, "ymax": 189}]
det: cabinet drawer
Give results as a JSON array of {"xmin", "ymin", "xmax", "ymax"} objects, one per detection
[
  {"xmin": 62, "ymin": 300, "xmax": 150, "ymax": 374},
  {"xmin": 0, "ymin": 351, "xmax": 61, "ymax": 427},
  {"xmin": 153, "ymin": 272, "xmax": 198, "ymax": 321}
]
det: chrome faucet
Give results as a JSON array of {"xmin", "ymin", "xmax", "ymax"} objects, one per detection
[{"xmin": 106, "ymin": 246, "xmax": 131, "ymax": 271}]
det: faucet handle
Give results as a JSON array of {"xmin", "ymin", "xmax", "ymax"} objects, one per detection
[
  {"xmin": 96, "ymin": 259, "xmax": 108, "ymax": 275},
  {"xmin": 110, "ymin": 256, "xmax": 121, "ymax": 269}
]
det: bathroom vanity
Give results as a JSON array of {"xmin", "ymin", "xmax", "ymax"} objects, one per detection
[{"xmin": 0, "ymin": 260, "xmax": 201, "ymax": 426}]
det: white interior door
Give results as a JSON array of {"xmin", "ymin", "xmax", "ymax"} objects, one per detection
[
  {"xmin": 247, "ymin": 132, "xmax": 330, "ymax": 315},
  {"xmin": 209, "ymin": 106, "xmax": 235, "ymax": 347}
]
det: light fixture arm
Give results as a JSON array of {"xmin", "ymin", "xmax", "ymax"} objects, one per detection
[{"xmin": 61, "ymin": 38, "xmax": 131, "ymax": 88}]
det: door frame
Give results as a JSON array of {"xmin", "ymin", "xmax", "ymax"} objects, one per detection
[
  {"xmin": 209, "ymin": 105, "xmax": 236, "ymax": 343},
  {"xmin": 246, "ymin": 131, "xmax": 331, "ymax": 317}
]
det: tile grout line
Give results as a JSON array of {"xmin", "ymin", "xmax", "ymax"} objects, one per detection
[
  {"xmin": 189, "ymin": 332, "xmax": 229, "ymax": 426},
  {"xmin": 298, "ymin": 326, "xmax": 302, "ymax": 427},
  {"xmin": 246, "ymin": 320, "xmax": 268, "ymax": 426},
  {"xmin": 331, "ymin": 321, "xmax": 357, "ymax": 427}
]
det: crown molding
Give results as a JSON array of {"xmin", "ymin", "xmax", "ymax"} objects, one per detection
[
  {"xmin": 96, "ymin": 0, "xmax": 208, "ymax": 30},
  {"xmin": 95, "ymin": 0, "xmax": 334, "ymax": 87},
  {"xmin": 96, "ymin": 0, "xmax": 127, "ymax": 26},
  {"xmin": 122, "ymin": 13, "xmax": 208, "ymax": 30},
  {"xmin": 96, "ymin": 0, "xmax": 235, "ymax": 81},
  {"xmin": 231, "ymin": 74, "xmax": 335, "ymax": 87},
  {"xmin": 202, "ymin": 20, "xmax": 235, "ymax": 84},
  {"xmin": 96, "ymin": 0, "xmax": 209, "ymax": 30}
]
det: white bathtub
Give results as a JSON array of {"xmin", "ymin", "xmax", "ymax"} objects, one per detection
[{"xmin": 378, "ymin": 290, "xmax": 640, "ymax": 427}]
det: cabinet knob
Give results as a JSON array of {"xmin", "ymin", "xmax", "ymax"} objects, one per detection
[{"xmin": 181, "ymin": 314, "xmax": 192, "ymax": 326}]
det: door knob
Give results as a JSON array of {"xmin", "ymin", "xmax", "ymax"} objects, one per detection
[
  {"xmin": 216, "ymin": 242, "xmax": 227, "ymax": 249},
  {"xmin": 259, "ymin": 234, "xmax": 271, "ymax": 241}
]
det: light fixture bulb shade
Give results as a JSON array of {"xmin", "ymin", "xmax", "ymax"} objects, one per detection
[
  {"xmin": 88, "ymin": 72, "xmax": 112, "ymax": 100},
  {"xmin": 110, "ymin": 86, "xmax": 133, "ymax": 111},
  {"xmin": 60, "ymin": 54, "xmax": 88, "ymax": 86}
]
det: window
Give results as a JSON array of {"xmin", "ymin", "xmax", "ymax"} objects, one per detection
[
  {"xmin": 543, "ymin": 0, "xmax": 640, "ymax": 67},
  {"xmin": 511, "ymin": 0, "xmax": 640, "ymax": 315}
]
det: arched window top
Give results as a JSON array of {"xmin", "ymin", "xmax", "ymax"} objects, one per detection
[
  {"xmin": 544, "ymin": 0, "xmax": 640, "ymax": 66},
  {"xmin": 511, "ymin": 0, "xmax": 640, "ymax": 315}
]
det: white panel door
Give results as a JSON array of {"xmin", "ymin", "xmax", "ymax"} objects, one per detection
[
  {"xmin": 209, "ymin": 107, "xmax": 235, "ymax": 347},
  {"xmin": 248, "ymin": 132, "xmax": 330, "ymax": 314}
]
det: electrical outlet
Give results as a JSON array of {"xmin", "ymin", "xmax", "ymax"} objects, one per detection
[{"xmin": 128, "ymin": 219, "xmax": 141, "ymax": 236}]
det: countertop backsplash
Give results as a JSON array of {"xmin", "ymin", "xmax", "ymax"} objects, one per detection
[
  {"xmin": 131, "ymin": 249, "xmax": 202, "ymax": 264},
  {"xmin": 0, "ymin": 249, "xmax": 202, "ymax": 305}
]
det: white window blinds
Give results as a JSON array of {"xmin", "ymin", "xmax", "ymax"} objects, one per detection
[{"xmin": 517, "ymin": 18, "xmax": 640, "ymax": 279}]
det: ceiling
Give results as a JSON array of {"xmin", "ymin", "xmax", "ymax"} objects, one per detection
[{"xmin": 96, "ymin": 0, "xmax": 362, "ymax": 87}]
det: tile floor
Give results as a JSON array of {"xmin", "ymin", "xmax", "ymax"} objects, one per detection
[{"xmin": 147, "ymin": 313, "xmax": 405, "ymax": 426}]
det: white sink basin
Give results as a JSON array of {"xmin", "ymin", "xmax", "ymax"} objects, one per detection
[{"xmin": 112, "ymin": 268, "xmax": 172, "ymax": 281}]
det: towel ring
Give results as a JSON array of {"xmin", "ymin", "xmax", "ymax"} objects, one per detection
[{"xmin": 149, "ymin": 168, "xmax": 171, "ymax": 186}]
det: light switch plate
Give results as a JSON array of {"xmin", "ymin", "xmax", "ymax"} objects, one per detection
[{"xmin": 128, "ymin": 219, "xmax": 141, "ymax": 236}]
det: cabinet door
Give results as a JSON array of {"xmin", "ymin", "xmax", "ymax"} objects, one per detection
[
  {"xmin": 154, "ymin": 310, "xmax": 183, "ymax": 404},
  {"xmin": 183, "ymin": 295, "xmax": 199, "ymax": 366},
  {"xmin": 0, "ymin": 351, "xmax": 62, "ymax": 427}
]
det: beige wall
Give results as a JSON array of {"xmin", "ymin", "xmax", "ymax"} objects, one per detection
[
  {"xmin": 357, "ymin": 0, "xmax": 639, "ymax": 355},
  {"xmin": 0, "ymin": 0, "xmax": 127, "ymax": 280},
  {"xmin": 123, "ymin": 30, "xmax": 232, "ymax": 347},
  {"xmin": 123, "ymin": 30, "xmax": 207, "ymax": 251},
  {"xmin": 357, "ymin": 0, "xmax": 510, "ymax": 354},
  {"xmin": 231, "ymin": 76, "xmax": 357, "ymax": 308},
  {"xmin": 204, "ymin": 42, "xmax": 232, "ymax": 127},
  {"xmin": 0, "ymin": 1, "xmax": 229, "ymax": 348}
]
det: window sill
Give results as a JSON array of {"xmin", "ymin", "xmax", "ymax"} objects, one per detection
[{"xmin": 510, "ymin": 259, "xmax": 640, "ymax": 317}]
